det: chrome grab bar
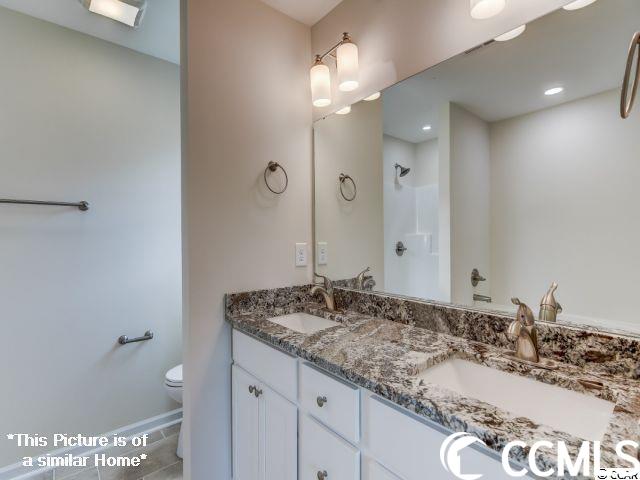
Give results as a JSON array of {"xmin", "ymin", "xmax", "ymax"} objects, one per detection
[
  {"xmin": 0, "ymin": 198, "xmax": 89, "ymax": 211},
  {"xmin": 118, "ymin": 330, "xmax": 154, "ymax": 345}
]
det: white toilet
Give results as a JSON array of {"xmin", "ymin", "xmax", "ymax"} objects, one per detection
[{"xmin": 164, "ymin": 364, "xmax": 184, "ymax": 458}]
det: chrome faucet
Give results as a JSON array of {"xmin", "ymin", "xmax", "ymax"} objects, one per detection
[
  {"xmin": 355, "ymin": 267, "xmax": 370, "ymax": 290},
  {"xmin": 311, "ymin": 273, "xmax": 337, "ymax": 312},
  {"xmin": 507, "ymin": 298, "xmax": 539, "ymax": 363}
]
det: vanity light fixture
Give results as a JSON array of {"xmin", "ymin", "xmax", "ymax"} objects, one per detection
[
  {"xmin": 79, "ymin": 0, "xmax": 146, "ymax": 27},
  {"xmin": 470, "ymin": 0, "xmax": 506, "ymax": 20},
  {"xmin": 545, "ymin": 87, "xmax": 564, "ymax": 96},
  {"xmin": 310, "ymin": 32, "xmax": 359, "ymax": 107},
  {"xmin": 494, "ymin": 25, "xmax": 526, "ymax": 42},
  {"xmin": 422, "ymin": 125, "xmax": 432, "ymax": 131},
  {"xmin": 563, "ymin": 0, "xmax": 598, "ymax": 11},
  {"xmin": 364, "ymin": 92, "xmax": 381, "ymax": 101},
  {"xmin": 336, "ymin": 106, "xmax": 352, "ymax": 115}
]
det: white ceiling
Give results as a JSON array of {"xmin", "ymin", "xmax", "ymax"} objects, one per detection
[
  {"xmin": 260, "ymin": 0, "xmax": 343, "ymax": 26},
  {"xmin": 0, "ymin": 0, "xmax": 180, "ymax": 64},
  {"xmin": 383, "ymin": 0, "xmax": 638, "ymax": 144}
]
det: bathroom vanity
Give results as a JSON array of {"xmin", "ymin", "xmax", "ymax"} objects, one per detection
[{"xmin": 226, "ymin": 286, "xmax": 640, "ymax": 480}]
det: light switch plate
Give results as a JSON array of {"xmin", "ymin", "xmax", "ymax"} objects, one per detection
[
  {"xmin": 317, "ymin": 242, "xmax": 328, "ymax": 265},
  {"xmin": 295, "ymin": 243, "xmax": 307, "ymax": 267}
]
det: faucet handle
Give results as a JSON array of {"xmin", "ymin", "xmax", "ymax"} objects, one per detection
[{"xmin": 511, "ymin": 297, "xmax": 535, "ymax": 326}]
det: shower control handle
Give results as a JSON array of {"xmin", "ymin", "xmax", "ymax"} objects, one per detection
[{"xmin": 395, "ymin": 241, "xmax": 407, "ymax": 256}]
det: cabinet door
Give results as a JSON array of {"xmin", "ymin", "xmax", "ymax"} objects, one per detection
[
  {"xmin": 232, "ymin": 365, "xmax": 261, "ymax": 480},
  {"xmin": 299, "ymin": 414, "xmax": 360, "ymax": 480},
  {"xmin": 262, "ymin": 385, "xmax": 297, "ymax": 480}
]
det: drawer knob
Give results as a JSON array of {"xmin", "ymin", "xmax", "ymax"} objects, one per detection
[
  {"xmin": 316, "ymin": 395, "xmax": 328, "ymax": 407},
  {"xmin": 317, "ymin": 470, "xmax": 328, "ymax": 480}
]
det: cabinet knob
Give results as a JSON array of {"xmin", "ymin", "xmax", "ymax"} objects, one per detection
[
  {"xmin": 317, "ymin": 470, "xmax": 328, "ymax": 480},
  {"xmin": 253, "ymin": 387, "xmax": 263, "ymax": 398},
  {"xmin": 316, "ymin": 396, "xmax": 328, "ymax": 407},
  {"xmin": 248, "ymin": 385, "xmax": 255, "ymax": 395}
]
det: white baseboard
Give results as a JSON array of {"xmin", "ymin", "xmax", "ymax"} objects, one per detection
[{"xmin": 0, "ymin": 409, "xmax": 183, "ymax": 480}]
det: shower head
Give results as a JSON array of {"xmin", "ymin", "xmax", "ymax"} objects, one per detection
[{"xmin": 394, "ymin": 163, "xmax": 411, "ymax": 177}]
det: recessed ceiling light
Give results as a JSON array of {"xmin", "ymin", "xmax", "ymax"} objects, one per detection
[
  {"xmin": 494, "ymin": 25, "xmax": 526, "ymax": 42},
  {"xmin": 364, "ymin": 92, "xmax": 381, "ymax": 101},
  {"xmin": 336, "ymin": 106, "xmax": 352, "ymax": 115},
  {"xmin": 545, "ymin": 87, "xmax": 564, "ymax": 96},
  {"xmin": 470, "ymin": 0, "xmax": 506, "ymax": 20},
  {"xmin": 563, "ymin": 0, "xmax": 598, "ymax": 11},
  {"xmin": 422, "ymin": 125, "xmax": 432, "ymax": 131},
  {"xmin": 80, "ymin": 0, "xmax": 146, "ymax": 27}
]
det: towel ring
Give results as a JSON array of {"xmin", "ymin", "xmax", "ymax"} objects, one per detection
[
  {"xmin": 339, "ymin": 173, "xmax": 357, "ymax": 201},
  {"xmin": 264, "ymin": 161, "xmax": 288, "ymax": 194},
  {"xmin": 621, "ymin": 32, "xmax": 640, "ymax": 119}
]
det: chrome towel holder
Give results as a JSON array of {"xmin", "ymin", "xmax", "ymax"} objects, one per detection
[
  {"xmin": 621, "ymin": 31, "xmax": 640, "ymax": 119},
  {"xmin": 264, "ymin": 161, "xmax": 288, "ymax": 194},
  {"xmin": 118, "ymin": 330, "xmax": 154, "ymax": 345},
  {"xmin": 339, "ymin": 173, "xmax": 356, "ymax": 201},
  {"xmin": 0, "ymin": 198, "xmax": 89, "ymax": 211}
]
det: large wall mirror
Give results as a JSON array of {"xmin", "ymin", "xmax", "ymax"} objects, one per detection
[{"xmin": 314, "ymin": 0, "xmax": 640, "ymax": 333}]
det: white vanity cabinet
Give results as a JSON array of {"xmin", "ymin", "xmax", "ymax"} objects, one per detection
[
  {"xmin": 231, "ymin": 365, "xmax": 297, "ymax": 480},
  {"xmin": 231, "ymin": 329, "xmax": 524, "ymax": 480}
]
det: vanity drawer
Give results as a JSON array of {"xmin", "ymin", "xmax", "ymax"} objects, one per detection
[
  {"xmin": 299, "ymin": 362, "xmax": 360, "ymax": 443},
  {"xmin": 363, "ymin": 395, "xmax": 518, "ymax": 480},
  {"xmin": 299, "ymin": 414, "xmax": 360, "ymax": 480},
  {"xmin": 232, "ymin": 329, "xmax": 297, "ymax": 402}
]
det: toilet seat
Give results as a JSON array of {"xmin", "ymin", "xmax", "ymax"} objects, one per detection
[{"xmin": 165, "ymin": 364, "xmax": 182, "ymax": 387}]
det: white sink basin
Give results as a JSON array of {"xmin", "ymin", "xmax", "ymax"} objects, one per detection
[
  {"xmin": 267, "ymin": 312, "xmax": 340, "ymax": 334},
  {"xmin": 416, "ymin": 358, "xmax": 614, "ymax": 441}
]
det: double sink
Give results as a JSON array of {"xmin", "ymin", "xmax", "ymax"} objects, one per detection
[{"xmin": 267, "ymin": 312, "xmax": 615, "ymax": 443}]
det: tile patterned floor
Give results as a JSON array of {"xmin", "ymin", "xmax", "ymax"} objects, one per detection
[{"xmin": 49, "ymin": 425, "xmax": 182, "ymax": 480}]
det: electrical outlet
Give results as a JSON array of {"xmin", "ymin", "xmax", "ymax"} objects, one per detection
[
  {"xmin": 317, "ymin": 242, "xmax": 328, "ymax": 265},
  {"xmin": 295, "ymin": 243, "xmax": 307, "ymax": 267}
]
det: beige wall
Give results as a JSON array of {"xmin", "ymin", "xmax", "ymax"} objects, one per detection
[
  {"xmin": 315, "ymin": 99, "xmax": 384, "ymax": 281},
  {"xmin": 183, "ymin": 0, "xmax": 311, "ymax": 478},
  {"xmin": 311, "ymin": 0, "xmax": 572, "ymax": 119},
  {"xmin": 490, "ymin": 89, "xmax": 640, "ymax": 329},
  {"xmin": 449, "ymin": 104, "xmax": 491, "ymax": 305},
  {"xmin": 0, "ymin": 7, "xmax": 181, "ymax": 467}
]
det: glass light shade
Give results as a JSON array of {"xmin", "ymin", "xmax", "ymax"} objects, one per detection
[
  {"xmin": 563, "ymin": 0, "xmax": 597, "ymax": 10},
  {"xmin": 337, "ymin": 42, "xmax": 359, "ymax": 92},
  {"xmin": 494, "ymin": 25, "xmax": 526, "ymax": 42},
  {"xmin": 336, "ymin": 106, "xmax": 351, "ymax": 115},
  {"xmin": 364, "ymin": 92, "xmax": 381, "ymax": 101},
  {"xmin": 81, "ymin": 0, "xmax": 146, "ymax": 27},
  {"xmin": 310, "ymin": 63, "xmax": 332, "ymax": 107},
  {"xmin": 470, "ymin": 0, "xmax": 506, "ymax": 19}
]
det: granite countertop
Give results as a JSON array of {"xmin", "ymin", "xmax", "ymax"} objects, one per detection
[{"xmin": 225, "ymin": 295, "xmax": 640, "ymax": 473}]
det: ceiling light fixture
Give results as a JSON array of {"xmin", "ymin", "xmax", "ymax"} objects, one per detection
[
  {"xmin": 79, "ymin": 0, "xmax": 146, "ymax": 27},
  {"xmin": 494, "ymin": 24, "xmax": 526, "ymax": 42},
  {"xmin": 336, "ymin": 106, "xmax": 352, "ymax": 115},
  {"xmin": 563, "ymin": 0, "xmax": 598, "ymax": 11},
  {"xmin": 310, "ymin": 33, "xmax": 359, "ymax": 107},
  {"xmin": 545, "ymin": 87, "xmax": 564, "ymax": 96},
  {"xmin": 422, "ymin": 125, "xmax": 432, "ymax": 131},
  {"xmin": 470, "ymin": 0, "xmax": 506, "ymax": 20},
  {"xmin": 364, "ymin": 92, "xmax": 381, "ymax": 101}
]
